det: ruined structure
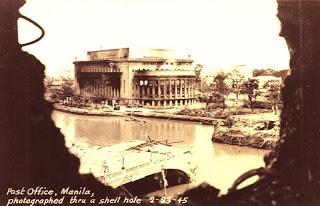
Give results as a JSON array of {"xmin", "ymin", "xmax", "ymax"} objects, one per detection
[{"xmin": 74, "ymin": 48, "xmax": 196, "ymax": 107}]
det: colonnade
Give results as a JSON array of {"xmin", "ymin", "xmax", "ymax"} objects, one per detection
[
  {"xmin": 81, "ymin": 82, "xmax": 120, "ymax": 98},
  {"xmin": 136, "ymin": 78, "xmax": 196, "ymax": 106}
]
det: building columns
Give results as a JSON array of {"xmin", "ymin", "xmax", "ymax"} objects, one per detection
[
  {"xmin": 146, "ymin": 82, "xmax": 149, "ymax": 98},
  {"xmin": 169, "ymin": 80, "xmax": 172, "ymax": 99},
  {"xmin": 157, "ymin": 80, "xmax": 161, "ymax": 99},
  {"xmin": 187, "ymin": 79, "xmax": 191, "ymax": 98},
  {"xmin": 180, "ymin": 80, "xmax": 183, "ymax": 99},
  {"xmin": 163, "ymin": 80, "xmax": 167, "ymax": 99},
  {"xmin": 152, "ymin": 80, "xmax": 155, "ymax": 98},
  {"xmin": 174, "ymin": 80, "xmax": 178, "ymax": 99},
  {"xmin": 113, "ymin": 87, "xmax": 116, "ymax": 98}
]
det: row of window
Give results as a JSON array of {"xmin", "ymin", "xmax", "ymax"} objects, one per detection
[
  {"xmin": 142, "ymin": 62, "xmax": 191, "ymax": 66},
  {"xmin": 90, "ymin": 55, "xmax": 128, "ymax": 60},
  {"xmin": 138, "ymin": 79, "xmax": 194, "ymax": 86},
  {"xmin": 80, "ymin": 67, "xmax": 119, "ymax": 73},
  {"xmin": 136, "ymin": 99, "xmax": 194, "ymax": 106},
  {"xmin": 132, "ymin": 91, "xmax": 194, "ymax": 98},
  {"xmin": 133, "ymin": 67, "xmax": 192, "ymax": 72},
  {"xmin": 138, "ymin": 87, "xmax": 193, "ymax": 94}
]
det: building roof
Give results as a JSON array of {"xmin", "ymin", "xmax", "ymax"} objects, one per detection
[{"xmin": 86, "ymin": 48, "xmax": 192, "ymax": 61}]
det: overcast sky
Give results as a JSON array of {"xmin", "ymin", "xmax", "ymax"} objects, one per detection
[{"xmin": 19, "ymin": 0, "xmax": 289, "ymax": 77}]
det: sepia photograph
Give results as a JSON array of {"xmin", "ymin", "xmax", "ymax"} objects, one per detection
[{"xmin": 1, "ymin": 0, "xmax": 320, "ymax": 205}]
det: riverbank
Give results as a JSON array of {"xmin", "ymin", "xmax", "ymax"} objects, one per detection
[
  {"xmin": 53, "ymin": 104, "xmax": 220, "ymax": 124},
  {"xmin": 212, "ymin": 133, "xmax": 277, "ymax": 150},
  {"xmin": 53, "ymin": 104, "xmax": 279, "ymax": 149},
  {"xmin": 54, "ymin": 104, "xmax": 125, "ymax": 117}
]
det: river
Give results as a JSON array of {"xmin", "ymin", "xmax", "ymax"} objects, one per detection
[{"xmin": 52, "ymin": 110, "xmax": 269, "ymax": 194}]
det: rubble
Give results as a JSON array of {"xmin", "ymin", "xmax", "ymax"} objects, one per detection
[{"xmin": 212, "ymin": 116, "xmax": 280, "ymax": 149}]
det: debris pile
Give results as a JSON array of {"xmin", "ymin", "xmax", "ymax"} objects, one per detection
[{"xmin": 212, "ymin": 117, "xmax": 280, "ymax": 149}]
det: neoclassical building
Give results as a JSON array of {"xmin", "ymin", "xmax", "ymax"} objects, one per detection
[{"xmin": 74, "ymin": 48, "xmax": 196, "ymax": 107}]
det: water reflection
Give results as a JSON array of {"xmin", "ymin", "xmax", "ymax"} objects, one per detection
[
  {"xmin": 52, "ymin": 111, "xmax": 268, "ymax": 193},
  {"xmin": 191, "ymin": 126, "xmax": 215, "ymax": 185},
  {"xmin": 53, "ymin": 112, "xmax": 196, "ymax": 147}
]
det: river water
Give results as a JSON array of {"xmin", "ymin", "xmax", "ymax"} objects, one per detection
[{"xmin": 52, "ymin": 111, "xmax": 268, "ymax": 194}]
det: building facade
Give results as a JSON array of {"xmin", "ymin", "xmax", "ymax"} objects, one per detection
[{"xmin": 74, "ymin": 48, "xmax": 196, "ymax": 107}]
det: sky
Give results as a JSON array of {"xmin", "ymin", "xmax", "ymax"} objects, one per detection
[{"xmin": 19, "ymin": 0, "xmax": 290, "ymax": 77}]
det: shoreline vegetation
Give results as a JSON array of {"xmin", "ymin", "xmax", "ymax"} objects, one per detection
[{"xmin": 53, "ymin": 103, "xmax": 279, "ymax": 150}]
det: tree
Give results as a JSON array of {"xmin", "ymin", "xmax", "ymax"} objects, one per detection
[
  {"xmin": 60, "ymin": 76, "xmax": 75, "ymax": 99},
  {"xmin": 227, "ymin": 69, "xmax": 245, "ymax": 101},
  {"xmin": 44, "ymin": 76, "xmax": 75, "ymax": 103},
  {"xmin": 78, "ymin": 91, "xmax": 92, "ymax": 107},
  {"xmin": 212, "ymin": 72, "xmax": 230, "ymax": 109},
  {"xmin": 201, "ymin": 81, "xmax": 211, "ymax": 94},
  {"xmin": 266, "ymin": 82, "xmax": 281, "ymax": 114},
  {"xmin": 240, "ymin": 79, "xmax": 260, "ymax": 111},
  {"xmin": 195, "ymin": 64, "xmax": 203, "ymax": 80},
  {"xmin": 194, "ymin": 64, "xmax": 203, "ymax": 91}
]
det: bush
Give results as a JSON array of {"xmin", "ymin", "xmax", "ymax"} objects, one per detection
[
  {"xmin": 206, "ymin": 103, "xmax": 223, "ymax": 110},
  {"xmin": 211, "ymin": 109, "xmax": 231, "ymax": 119},
  {"xmin": 243, "ymin": 100, "xmax": 273, "ymax": 109},
  {"xmin": 176, "ymin": 108, "xmax": 191, "ymax": 115}
]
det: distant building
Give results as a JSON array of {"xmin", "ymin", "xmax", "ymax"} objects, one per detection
[
  {"xmin": 73, "ymin": 48, "xmax": 196, "ymax": 106},
  {"xmin": 45, "ymin": 78, "xmax": 63, "ymax": 89},
  {"xmin": 254, "ymin": 75, "xmax": 282, "ymax": 88}
]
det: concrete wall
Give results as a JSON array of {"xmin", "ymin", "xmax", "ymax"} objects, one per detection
[
  {"xmin": 87, "ymin": 48, "xmax": 129, "ymax": 60},
  {"xmin": 74, "ymin": 64, "xmax": 81, "ymax": 94},
  {"xmin": 133, "ymin": 61, "xmax": 193, "ymax": 72},
  {"xmin": 118, "ymin": 62, "xmax": 131, "ymax": 103},
  {"xmin": 129, "ymin": 48, "xmax": 179, "ymax": 59}
]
